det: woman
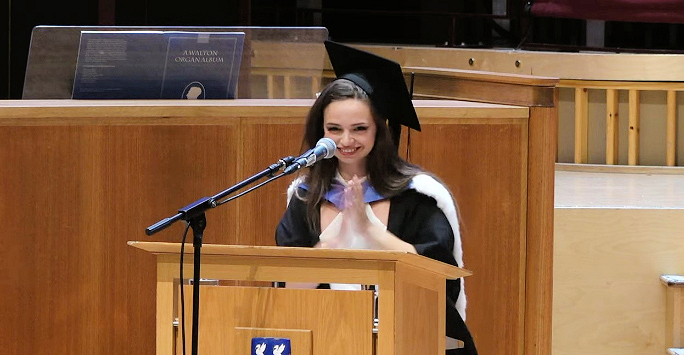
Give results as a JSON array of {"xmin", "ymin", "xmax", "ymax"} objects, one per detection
[{"xmin": 275, "ymin": 41, "xmax": 477, "ymax": 355}]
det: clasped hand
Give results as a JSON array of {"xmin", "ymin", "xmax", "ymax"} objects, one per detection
[
  {"xmin": 342, "ymin": 175, "xmax": 370, "ymax": 232},
  {"xmin": 317, "ymin": 175, "xmax": 375, "ymax": 249}
]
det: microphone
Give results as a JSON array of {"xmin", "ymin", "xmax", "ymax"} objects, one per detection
[{"xmin": 283, "ymin": 138, "xmax": 336, "ymax": 175}]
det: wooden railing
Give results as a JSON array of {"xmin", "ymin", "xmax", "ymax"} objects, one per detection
[
  {"xmin": 558, "ymin": 81, "xmax": 682, "ymax": 166},
  {"xmin": 353, "ymin": 44, "xmax": 684, "ymax": 167}
]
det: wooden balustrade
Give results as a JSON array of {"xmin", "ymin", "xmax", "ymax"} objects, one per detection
[
  {"xmin": 353, "ymin": 44, "xmax": 684, "ymax": 167},
  {"xmin": 559, "ymin": 81, "xmax": 682, "ymax": 166}
]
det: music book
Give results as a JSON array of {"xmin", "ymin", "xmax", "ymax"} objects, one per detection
[{"xmin": 72, "ymin": 31, "xmax": 244, "ymax": 99}]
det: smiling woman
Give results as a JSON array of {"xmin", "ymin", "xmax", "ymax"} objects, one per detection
[{"xmin": 274, "ymin": 41, "xmax": 478, "ymax": 355}]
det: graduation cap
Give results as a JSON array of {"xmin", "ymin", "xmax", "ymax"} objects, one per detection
[{"xmin": 324, "ymin": 40, "xmax": 421, "ymax": 145}]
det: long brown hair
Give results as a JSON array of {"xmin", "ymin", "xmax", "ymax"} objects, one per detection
[{"xmin": 297, "ymin": 79, "xmax": 423, "ymax": 234}]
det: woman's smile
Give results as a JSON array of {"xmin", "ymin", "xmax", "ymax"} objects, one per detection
[{"xmin": 338, "ymin": 146, "xmax": 361, "ymax": 155}]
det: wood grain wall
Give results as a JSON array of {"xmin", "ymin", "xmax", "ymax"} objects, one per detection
[
  {"xmin": 0, "ymin": 99, "xmax": 540, "ymax": 355},
  {"xmin": 554, "ymin": 208, "xmax": 684, "ymax": 355}
]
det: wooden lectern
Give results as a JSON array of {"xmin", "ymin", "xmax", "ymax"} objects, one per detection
[{"xmin": 129, "ymin": 241, "xmax": 471, "ymax": 355}]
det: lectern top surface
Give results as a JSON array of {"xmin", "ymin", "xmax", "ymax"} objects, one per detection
[{"xmin": 128, "ymin": 241, "xmax": 471, "ymax": 279}]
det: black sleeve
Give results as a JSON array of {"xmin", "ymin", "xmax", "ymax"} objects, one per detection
[
  {"xmin": 413, "ymin": 206, "xmax": 457, "ymax": 266},
  {"xmin": 390, "ymin": 190, "xmax": 457, "ymax": 267},
  {"xmin": 275, "ymin": 188, "xmax": 317, "ymax": 247}
]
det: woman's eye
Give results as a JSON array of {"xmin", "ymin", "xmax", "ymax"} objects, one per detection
[
  {"xmin": 326, "ymin": 127, "xmax": 340, "ymax": 132},
  {"xmin": 355, "ymin": 126, "xmax": 368, "ymax": 131}
]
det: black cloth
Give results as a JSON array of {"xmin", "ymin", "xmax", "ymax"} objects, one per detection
[{"xmin": 276, "ymin": 187, "xmax": 477, "ymax": 355}]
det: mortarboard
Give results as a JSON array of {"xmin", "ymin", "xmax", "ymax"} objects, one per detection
[{"xmin": 324, "ymin": 40, "xmax": 421, "ymax": 143}]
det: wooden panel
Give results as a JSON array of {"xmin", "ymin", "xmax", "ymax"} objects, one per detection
[
  {"xmin": 178, "ymin": 286, "xmax": 373, "ymax": 355},
  {"xmin": 376, "ymin": 269, "xmax": 396, "ymax": 355},
  {"xmin": 157, "ymin": 275, "xmax": 175, "ymax": 355},
  {"xmin": 395, "ymin": 263, "xmax": 445, "ymax": 355},
  {"xmin": 0, "ymin": 122, "xmax": 239, "ymax": 355},
  {"xmin": 406, "ymin": 66, "xmax": 558, "ymax": 87},
  {"xmin": 0, "ymin": 99, "xmax": 546, "ymax": 355},
  {"xmin": 554, "ymin": 208, "xmax": 684, "ymax": 355},
  {"xmin": 408, "ymin": 115, "xmax": 528, "ymax": 355},
  {"xmin": 238, "ymin": 120, "xmax": 305, "ymax": 247},
  {"xmin": 410, "ymin": 71, "xmax": 556, "ymax": 107},
  {"xmin": 525, "ymin": 101, "xmax": 558, "ymax": 355},
  {"xmin": 357, "ymin": 44, "xmax": 684, "ymax": 81}
]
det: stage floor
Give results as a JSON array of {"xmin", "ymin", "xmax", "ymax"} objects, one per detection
[{"xmin": 555, "ymin": 164, "xmax": 684, "ymax": 209}]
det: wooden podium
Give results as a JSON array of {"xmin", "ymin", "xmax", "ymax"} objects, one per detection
[{"xmin": 129, "ymin": 241, "xmax": 471, "ymax": 355}]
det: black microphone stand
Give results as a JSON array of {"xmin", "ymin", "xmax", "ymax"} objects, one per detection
[{"xmin": 145, "ymin": 156, "xmax": 294, "ymax": 355}]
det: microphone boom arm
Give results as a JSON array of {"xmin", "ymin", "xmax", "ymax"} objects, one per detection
[{"xmin": 145, "ymin": 155, "xmax": 294, "ymax": 236}]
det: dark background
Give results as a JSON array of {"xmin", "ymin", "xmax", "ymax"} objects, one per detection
[{"xmin": 3, "ymin": 0, "xmax": 684, "ymax": 99}]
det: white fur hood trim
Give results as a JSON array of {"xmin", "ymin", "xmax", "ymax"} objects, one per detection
[
  {"xmin": 286, "ymin": 176, "xmax": 305, "ymax": 206},
  {"xmin": 410, "ymin": 174, "xmax": 466, "ymax": 320}
]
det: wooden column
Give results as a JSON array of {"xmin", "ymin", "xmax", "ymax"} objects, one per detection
[
  {"xmin": 606, "ymin": 89, "xmax": 619, "ymax": 165},
  {"xmin": 628, "ymin": 90, "xmax": 640, "ymax": 165},
  {"xmin": 284, "ymin": 75, "xmax": 292, "ymax": 99},
  {"xmin": 267, "ymin": 75, "xmax": 275, "ymax": 99},
  {"xmin": 574, "ymin": 87, "xmax": 589, "ymax": 164},
  {"xmin": 667, "ymin": 90, "xmax": 677, "ymax": 167},
  {"xmin": 311, "ymin": 76, "xmax": 321, "ymax": 97},
  {"xmin": 525, "ymin": 91, "xmax": 558, "ymax": 355}
]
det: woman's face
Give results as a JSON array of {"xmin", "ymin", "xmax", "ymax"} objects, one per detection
[{"xmin": 322, "ymin": 99, "xmax": 377, "ymax": 174}]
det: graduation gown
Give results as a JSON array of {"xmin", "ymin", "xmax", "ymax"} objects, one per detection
[{"xmin": 275, "ymin": 175, "xmax": 477, "ymax": 355}]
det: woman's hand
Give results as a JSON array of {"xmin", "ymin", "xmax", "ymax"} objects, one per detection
[
  {"xmin": 342, "ymin": 175, "xmax": 370, "ymax": 232},
  {"xmin": 325, "ymin": 175, "xmax": 417, "ymax": 254}
]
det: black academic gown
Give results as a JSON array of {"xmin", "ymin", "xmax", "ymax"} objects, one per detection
[{"xmin": 275, "ymin": 186, "xmax": 478, "ymax": 355}]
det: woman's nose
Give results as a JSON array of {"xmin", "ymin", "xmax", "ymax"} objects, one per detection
[{"xmin": 340, "ymin": 131, "xmax": 353, "ymax": 145}]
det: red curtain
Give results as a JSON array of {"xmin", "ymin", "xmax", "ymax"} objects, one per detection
[{"xmin": 530, "ymin": 0, "xmax": 684, "ymax": 23}]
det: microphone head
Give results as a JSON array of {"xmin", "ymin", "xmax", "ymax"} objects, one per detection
[{"xmin": 318, "ymin": 137, "xmax": 337, "ymax": 159}]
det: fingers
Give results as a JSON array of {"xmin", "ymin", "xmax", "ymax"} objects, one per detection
[
  {"xmin": 349, "ymin": 175, "xmax": 363, "ymax": 194},
  {"xmin": 342, "ymin": 175, "xmax": 370, "ymax": 234},
  {"xmin": 344, "ymin": 175, "xmax": 364, "ymax": 208}
]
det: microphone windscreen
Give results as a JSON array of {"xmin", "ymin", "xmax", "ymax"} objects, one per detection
[{"xmin": 318, "ymin": 138, "xmax": 336, "ymax": 159}]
